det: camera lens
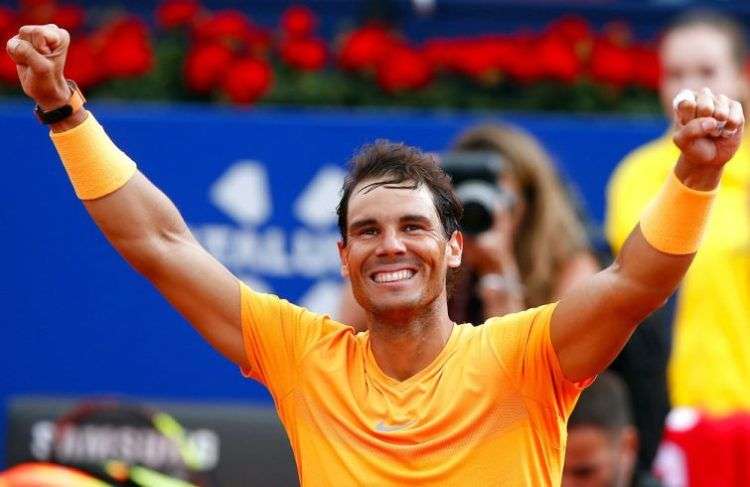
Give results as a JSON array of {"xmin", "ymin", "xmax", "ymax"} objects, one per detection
[
  {"xmin": 455, "ymin": 181, "xmax": 497, "ymax": 235},
  {"xmin": 462, "ymin": 201, "xmax": 493, "ymax": 235}
]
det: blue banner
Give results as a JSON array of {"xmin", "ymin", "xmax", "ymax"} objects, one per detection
[{"xmin": 0, "ymin": 100, "xmax": 666, "ymax": 464}]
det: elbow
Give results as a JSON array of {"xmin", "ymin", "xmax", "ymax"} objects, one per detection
[
  {"xmin": 606, "ymin": 261, "xmax": 672, "ymax": 325},
  {"xmin": 116, "ymin": 229, "xmax": 193, "ymax": 278}
]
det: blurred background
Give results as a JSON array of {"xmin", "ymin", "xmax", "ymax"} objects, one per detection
[{"xmin": 2, "ymin": 0, "xmax": 749, "ymax": 485}]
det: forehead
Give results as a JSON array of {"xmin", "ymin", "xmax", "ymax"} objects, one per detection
[
  {"xmin": 661, "ymin": 26, "xmax": 734, "ymax": 67},
  {"xmin": 347, "ymin": 179, "xmax": 439, "ymax": 225}
]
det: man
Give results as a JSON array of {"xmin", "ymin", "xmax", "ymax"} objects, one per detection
[
  {"xmin": 5, "ymin": 23, "xmax": 744, "ymax": 485},
  {"xmin": 563, "ymin": 372, "xmax": 641, "ymax": 487},
  {"xmin": 606, "ymin": 13, "xmax": 750, "ymax": 479}
]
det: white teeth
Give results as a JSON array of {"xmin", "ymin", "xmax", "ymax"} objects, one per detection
[{"xmin": 373, "ymin": 270, "xmax": 415, "ymax": 283}]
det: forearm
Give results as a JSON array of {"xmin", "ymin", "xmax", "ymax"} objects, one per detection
[
  {"xmin": 83, "ymin": 172, "xmax": 196, "ymax": 274},
  {"xmin": 613, "ymin": 155, "xmax": 718, "ymax": 315},
  {"xmin": 52, "ymin": 110, "xmax": 195, "ymax": 274}
]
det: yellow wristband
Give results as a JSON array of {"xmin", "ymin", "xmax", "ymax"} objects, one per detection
[
  {"xmin": 639, "ymin": 170, "xmax": 716, "ymax": 255},
  {"xmin": 50, "ymin": 113, "xmax": 137, "ymax": 200}
]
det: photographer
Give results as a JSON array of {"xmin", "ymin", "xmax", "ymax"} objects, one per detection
[{"xmin": 448, "ymin": 123, "xmax": 599, "ymax": 322}]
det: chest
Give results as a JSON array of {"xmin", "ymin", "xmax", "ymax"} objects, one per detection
[{"xmin": 287, "ymin": 342, "xmax": 529, "ymax": 444}]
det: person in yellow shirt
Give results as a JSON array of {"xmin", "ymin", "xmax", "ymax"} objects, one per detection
[
  {"xmin": 607, "ymin": 10, "xmax": 750, "ymax": 416},
  {"xmin": 6, "ymin": 23, "xmax": 745, "ymax": 486}
]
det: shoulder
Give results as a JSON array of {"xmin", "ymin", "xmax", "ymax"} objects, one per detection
[{"xmin": 481, "ymin": 303, "xmax": 558, "ymax": 350}]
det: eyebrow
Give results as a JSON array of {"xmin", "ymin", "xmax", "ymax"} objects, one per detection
[{"xmin": 348, "ymin": 214, "xmax": 433, "ymax": 233}]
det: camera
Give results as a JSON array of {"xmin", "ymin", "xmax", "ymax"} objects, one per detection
[{"xmin": 441, "ymin": 151, "xmax": 512, "ymax": 235}]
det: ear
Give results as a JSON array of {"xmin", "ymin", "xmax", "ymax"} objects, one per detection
[
  {"xmin": 446, "ymin": 230, "xmax": 463, "ymax": 269},
  {"xmin": 619, "ymin": 426, "xmax": 639, "ymax": 475},
  {"xmin": 337, "ymin": 240, "xmax": 349, "ymax": 277}
]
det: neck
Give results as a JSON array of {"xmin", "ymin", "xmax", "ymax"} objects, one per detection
[{"xmin": 367, "ymin": 298, "xmax": 454, "ymax": 382}]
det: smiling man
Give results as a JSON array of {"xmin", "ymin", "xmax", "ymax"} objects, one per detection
[{"xmin": 6, "ymin": 23, "xmax": 746, "ymax": 486}]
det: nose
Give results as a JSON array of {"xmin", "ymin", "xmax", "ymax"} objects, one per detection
[{"xmin": 376, "ymin": 228, "xmax": 407, "ymax": 257}]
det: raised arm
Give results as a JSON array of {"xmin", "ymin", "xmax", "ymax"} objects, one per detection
[
  {"xmin": 6, "ymin": 25, "xmax": 247, "ymax": 368},
  {"xmin": 551, "ymin": 88, "xmax": 744, "ymax": 382}
]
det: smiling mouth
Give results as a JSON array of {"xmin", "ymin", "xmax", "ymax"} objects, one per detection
[{"xmin": 372, "ymin": 269, "xmax": 416, "ymax": 283}]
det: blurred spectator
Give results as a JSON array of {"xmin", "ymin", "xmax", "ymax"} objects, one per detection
[
  {"xmin": 338, "ymin": 123, "xmax": 599, "ymax": 329},
  {"xmin": 605, "ymin": 8, "xmax": 750, "ymax": 485},
  {"xmin": 563, "ymin": 371, "xmax": 642, "ymax": 487},
  {"xmin": 447, "ymin": 123, "xmax": 599, "ymax": 322}
]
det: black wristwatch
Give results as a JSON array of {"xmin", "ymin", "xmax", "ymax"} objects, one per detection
[{"xmin": 34, "ymin": 79, "xmax": 86, "ymax": 124}]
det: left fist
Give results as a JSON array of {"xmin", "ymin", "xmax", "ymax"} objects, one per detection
[{"xmin": 673, "ymin": 87, "xmax": 745, "ymax": 168}]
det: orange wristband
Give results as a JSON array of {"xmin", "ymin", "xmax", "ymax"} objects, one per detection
[
  {"xmin": 50, "ymin": 113, "xmax": 137, "ymax": 200},
  {"xmin": 639, "ymin": 170, "xmax": 716, "ymax": 255}
]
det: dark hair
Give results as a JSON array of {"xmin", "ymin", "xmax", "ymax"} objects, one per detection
[
  {"xmin": 569, "ymin": 372, "xmax": 633, "ymax": 433},
  {"xmin": 336, "ymin": 140, "xmax": 463, "ymax": 244},
  {"xmin": 663, "ymin": 9, "xmax": 748, "ymax": 68}
]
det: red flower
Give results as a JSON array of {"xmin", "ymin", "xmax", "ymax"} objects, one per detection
[
  {"xmin": 222, "ymin": 57, "xmax": 273, "ymax": 104},
  {"xmin": 184, "ymin": 42, "xmax": 234, "ymax": 93},
  {"xmin": 52, "ymin": 5, "xmax": 85, "ymax": 32},
  {"xmin": 339, "ymin": 25, "xmax": 402, "ymax": 72},
  {"xmin": 281, "ymin": 5, "xmax": 317, "ymax": 39},
  {"xmin": 536, "ymin": 33, "xmax": 581, "ymax": 84},
  {"xmin": 156, "ymin": 0, "xmax": 200, "ymax": 30},
  {"xmin": 632, "ymin": 45, "xmax": 660, "ymax": 90},
  {"xmin": 63, "ymin": 38, "xmax": 100, "ymax": 89},
  {"xmin": 460, "ymin": 38, "xmax": 511, "ymax": 82},
  {"xmin": 376, "ymin": 47, "xmax": 433, "ymax": 93},
  {"xmin": 589, "ymin": 38, "xmax": 635, "ymax": 88},
  {"xmin": 280, "ymin": 37, "xmax": 327, "ymax": 71},
  {"xmin": 97, "ymin": 18, "xmax": 154, "ymax": 78},
  {"xmin": 504, "ymin": 35, "xmax": 544, "ymax": 85}
]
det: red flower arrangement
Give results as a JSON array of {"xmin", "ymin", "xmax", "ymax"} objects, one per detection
[{"xmin": 0, "ymin": 2, "xmax": 662, "ymax": 111}]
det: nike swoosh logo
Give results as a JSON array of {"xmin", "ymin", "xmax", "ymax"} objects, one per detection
[{"xmin": 374, "ymin": 420, "xmax": 415, "ymax": 432}]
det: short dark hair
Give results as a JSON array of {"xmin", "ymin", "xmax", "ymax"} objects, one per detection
[
  {"xmin": 336, "ymin": 140, "xmax": 463, "ymax": 244},
  {"xmin": 569, "ymin": 372, "xmax": 633, "ymax": 433},
  {"xmin": 663, "ymin": 9, "xmax": 748, "ymax": 69}
]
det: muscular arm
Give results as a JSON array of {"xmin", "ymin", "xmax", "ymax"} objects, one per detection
[
  {"xmin": 56, "ymin": 111, "xmax": 246, "ymax": 367},
  {"xmin": 83, "ymin": 160, "xmax": 245, "ymax": 367},
  {"xmin": 551, "ymin": 90, "xmax": 744, "ymax": 382},
  {"xmin": 551, "ymin": 161, "xmax": 703, "ymax": 382}
]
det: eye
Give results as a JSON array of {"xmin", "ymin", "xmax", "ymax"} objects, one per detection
[
  {"xmin": 360, "ymin": 227, "xmax": 378, "ymax": 236},
  {"xmin": 403, "ymin": 224, "xmax": 422, "ymax": 232}
]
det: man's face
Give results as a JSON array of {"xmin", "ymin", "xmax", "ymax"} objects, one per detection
[
  {"xmin": 338, "ymin": 179, "xmax": 462, "ymax": 320},
  {"xmin": 562, "ymin": 426, "xmax": 636, "ymax": 487},
  {"xmin": 660, "ymin": 25, "xmax": 747, "ymax": 117}
]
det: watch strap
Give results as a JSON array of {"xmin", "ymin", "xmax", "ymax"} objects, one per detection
[{"xmin": 35, "ymin": 80, "xmax": 86, "ymax": 124}]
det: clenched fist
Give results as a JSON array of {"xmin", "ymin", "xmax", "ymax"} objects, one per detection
[
  {"xmin": 672, "ymin": 87, "xmax": 745, "ymax": 169},
  {"xmin": 5, "ymin": 24, "xmax": 71, "ymax": 110}
]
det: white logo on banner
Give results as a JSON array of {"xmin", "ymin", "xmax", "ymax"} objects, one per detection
[{"xmin": 191, "ymin": 162, "xmax": 346, "ymax": 316}]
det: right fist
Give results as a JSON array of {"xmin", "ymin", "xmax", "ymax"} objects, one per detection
[{"xmin": 5, "ymin": 24, "xmax": 71, "ymax": 110}]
